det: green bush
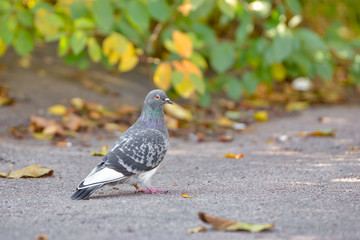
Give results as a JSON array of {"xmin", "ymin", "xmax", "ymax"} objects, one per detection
[{"xmin": 0, "ymin": 0, "xmax": 359, "ymax": 105}]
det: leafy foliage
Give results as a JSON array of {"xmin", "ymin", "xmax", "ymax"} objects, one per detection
[{"xmin": 0, "ymin": 0, "xmax": 359, "ymax": 104}]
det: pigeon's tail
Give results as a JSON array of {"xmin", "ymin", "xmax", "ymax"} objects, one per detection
[{"xmin": 71, "ymin": 185, "xmax": 103, "ymax": 200}]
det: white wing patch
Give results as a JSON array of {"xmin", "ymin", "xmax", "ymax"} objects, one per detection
[{"xmin": 83, "ymin": 167, "xmax": 125, "ymax": 186}]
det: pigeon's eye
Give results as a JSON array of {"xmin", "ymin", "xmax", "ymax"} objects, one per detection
[{"xmin": 155, "ymin": 95, "xmax": 160, "ymax": 100}]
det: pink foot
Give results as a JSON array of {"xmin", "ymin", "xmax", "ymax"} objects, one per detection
[{"xmin": 134, "ymin": 185, "xmax": 166, "ymax": 194}]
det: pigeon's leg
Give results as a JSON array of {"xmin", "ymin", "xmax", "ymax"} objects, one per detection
[{"xmin": 134, "ymin": 184, "xmax": 166, "ymax": 194}]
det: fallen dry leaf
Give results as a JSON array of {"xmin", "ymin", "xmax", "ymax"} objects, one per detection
[
  {"xmin": 285, "ymin": 101, "xmax": 309, "ymax": 112},
  {"xmin": 56, "ymin": 141, "xmax": 72, "ymax": 147},
  {"xmin": 198, "ymin": 212, "xmax": 274, "ymax": 232},
  {"xmin": 0, "ymin": 165, "xmax": 53, "ymax": 179},
  {"xmin": 47, "ymin": 104, "xmax": 67, "ymax": 116},
  {"xmin": 216, "ymin": 117, "xmax": 236, "ymax": 128},
  {"xmin": 299, "ymin": 128, "xmax": 336, "ymax": 137},
  {"xmin": 91, "ymin": 145, "xmax": 108, "ymax": 156},
  {"xmin": 181, "ymin": 193, "xmax": 197, "ymax": 198},
  {"xmin": 36, "ymin": 233, "xmax": 47, "ymax": 240},
  {"xmin": 253, "ymin": 110, "xmax": 268, "ymax": 122},
  {"xmin": 224, "ymin": 153, "xmax": 244, "ymax": 159},
  {"xmin": 0, "ymin": 96, "xmax": 13, "ymax": 106},
  {"xmin": 187, "ymin": 226, "xmax": 207, "ymax": 233}
]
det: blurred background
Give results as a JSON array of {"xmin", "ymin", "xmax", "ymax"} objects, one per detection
[{"xmin": 0, "ymin": 0, "xmax": 359, "ymax": 142}]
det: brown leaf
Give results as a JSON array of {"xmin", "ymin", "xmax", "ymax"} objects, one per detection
[
  {"xmin": 198, "ymin": 212, "xmax": 274, "ymax": 232},
  {"xmin": 62, "ymin": 113, "xmax": 85, "ymax": 132},
  {"xmin": 181, "ymin": 193, "xmax": 197, "ymax": 198},
  {"xmin": 29, "ymin": 115, "xmax": 64, "ymax": 136},
  {"xmin": 0, "ymin": 165, "xmax": 53, "ymax": 179},
  {"xmin": 91, "ymin": 145, "xmax": 108, "ymax": 156},
  {"xmin": 187, "ymin": 226, "xmax": 207, "ymax": 233}
]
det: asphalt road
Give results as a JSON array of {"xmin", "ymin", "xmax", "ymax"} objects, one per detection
[{"xmin": 1, "ymin": 106, "xmax": 359, "ymax": 240}]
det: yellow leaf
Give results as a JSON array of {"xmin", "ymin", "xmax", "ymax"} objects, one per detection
[
  {"xmin": 0, "ymin": 36, "xmax": 7, "ymax": 57},
  {"xmin": 224, "ymin": 153, "xmax": 244, "ymax": 159},
  {"xmin": 166, "ymin": 102, "xmax": 188, "ymax": 120},
  {"xmin": 178, "ymin": 1, "xmax": 192, "ymax": 16},
  {"xmin": 348, "ymin": 146, "xmax": 359, "ymax": 150},
  {"xmin": 174, "ymin": 75, "xmax": 195, "ymax": 98},
  {"xmin": 154, "ymin": 62, "xmax": 172, "ymax": 91},
  {"xmin": 91, "ymin": 145, "xmax": 108, "ymax": 156},
  {"xmin": 34, "ymin": 8, "xmax": 59, "ymax": 36},
  {"xmin": 172, "ymin": 60, "xmax": 202, "ymax": 78},
  {"xmin": 271, "ymin": 63, "xmax": 286, "ymax": 81},
  {"xmin": 181, "ymin": 193, "xmax": 197, "ymax": 198},
  {"xmin": 102, "ymin": 33, "xmax": 128, "ymax": 65},
  {"xmin": 70, "ymin": 97, "xmax": 85, "ymax": 110},
  {"xmin": 187, "ymin": 226, "xmax": 207, "ymax": 233},
  {"xmin": 253, "ymin": 110, "xmax": 268, "ymax": 122},
  {"xmin": 164, "ymin": 102, "xmax": 193, "ymax": 121},
  {"xmin": 32, "ymin": 132, "xmax": 54, "ymax": 140},
  {"xmin": 217, "ymin": 117, "xmax": 235, "ymax": 128},
  {"xmin": 47, "ymin": 104, "xmax": 67, "ymax": 115},
  {"xmin": 285, "ymin": 101, "xmax": 309, "ymax": 112},
  {"xmin": 0, "ymin": 165, "xmax": 53, "ymax": 179},
  {"xmin": 198, "ymin": 212, "xmax": 274, "ymax": 232},
  {"xmin": 118, "ymin": 42, "xmax": 138, "ymax": 72},
  {"xmin": 172, "ymin": 30, "xmax": 193, "ymax": 58}
]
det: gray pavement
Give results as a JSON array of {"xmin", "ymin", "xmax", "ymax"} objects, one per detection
[{"xmin": 1, "ymin": 106, "xmax": 360, "ymax": 240}]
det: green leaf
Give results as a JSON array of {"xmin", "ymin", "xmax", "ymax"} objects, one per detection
[
  {"xmin": 190, "ymin": 0, "xmax": 216, "ymax": 19},
  {"xmin": 0, "ymin": 15, "xmax": 17, "ymax": 45},
  {"xmin": 297, "ymin": 28, "xmax": 328, "ymax": 52},
  {"xmin": 171, "ymin": 71, "xmax": 184, "ymax": 86},
  {"xmin": 226, "ymin": 76, "xmax": 242, "ymax": 100},
  {"xmin": 272, "ymin": 32, "xmax": 293, "ymax": 62},
  {"xmin": 235, "ymin": 12, "xmax": 253, "ymax": 45},
  {"xmin": 69, "ymin": 2, "xmax": 88, "ymax": 20},
  {"xmin": 74, "ymin": 18, "xmax": 95, "ymax": 29},
  {"xmin": 148, "ymin": 0, "xmax": 170, "ymax": 22},
  {"xmin": 190, "ymin": 52, "xmax": 208, "ymax": 69},
  {"xmin": 13, "ymin": 28, "xmax": 34, "ymax": 56},
  {"xmin": 190, "ymin": 23, "xmax": 216, "ymax": 45},
  {"xmin": 217, "ymin": 0, "xmax": 237, "ymax": 19},
  {"xmin": 189, "ymin": 73, "xmax": 206, "ymax": 95},
  {"xmin": 92, "ymin": 0, "xmax": 114, "ymax": 33},
  {"xmin": 18, "ymin": 9, "xmax": 33, "ymax": 27},
  {"xmin": 0, "ymin": 0, "xmax": 12, "ymax": 12},
  {"xmin": 290, "ymin": 51, "xmax": 315, "ymax": 77},
  {"xmin": 58, "ymin": 35, "xmax": 69, "ymax": 57},
  {"xmin": 87, "ymin": 37, "xmax": 101, "ymax": 62},
  {"xmin": 210, "ymin": 42, "xmax": 235, "ymax": 73},
  {"xmin": 242, "ymin": 72, "xmax": 258, "ymax": 94},
  {"xmin": 285, "ymin": 0, "xmax": 302, "ymax": 15},
  {"xmin": 199, "ymin": 92, "xmax": 211, "ymax": 107},
  {"xmin": 71, "ymin": 30, "xmax": 87, "ymax": 55},
  {"xmin": 315, "ymin": 62, "xmax": 333, "ymax": 81},
  {"xmin": 126, "ymin": 1, "xmax": 150, "ymax": 32},
  {"xmin": 115, "ymin": 16, "xmax": 143, "ymax": 44}
]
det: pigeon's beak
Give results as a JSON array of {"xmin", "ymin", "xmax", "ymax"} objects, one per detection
[{"xmin": 164, "ymin": 97, "xmax": 173, "ymax": 104}]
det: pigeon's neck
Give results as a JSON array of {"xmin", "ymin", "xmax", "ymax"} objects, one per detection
[{"xmin": 137, "ymin": 106, "xmax": 167, "ymax": 134}]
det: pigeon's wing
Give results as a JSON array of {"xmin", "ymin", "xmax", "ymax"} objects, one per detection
[
  {"xmin": 106, "ymin": 128, "xmax": 169, "ymax": 174},
  {"xmin": 77, "ymin": 128, "xmax": 168, "ymax": 189}
]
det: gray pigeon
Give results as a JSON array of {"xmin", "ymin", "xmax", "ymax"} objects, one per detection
[{"xmin": 71, "ymin": 89, "xmax": 173, "ymax": 200}]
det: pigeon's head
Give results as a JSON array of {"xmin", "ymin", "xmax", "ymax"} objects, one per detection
[{"xmin": 144, "ymin": 89, "xmax": 173, "ymax": 109}]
